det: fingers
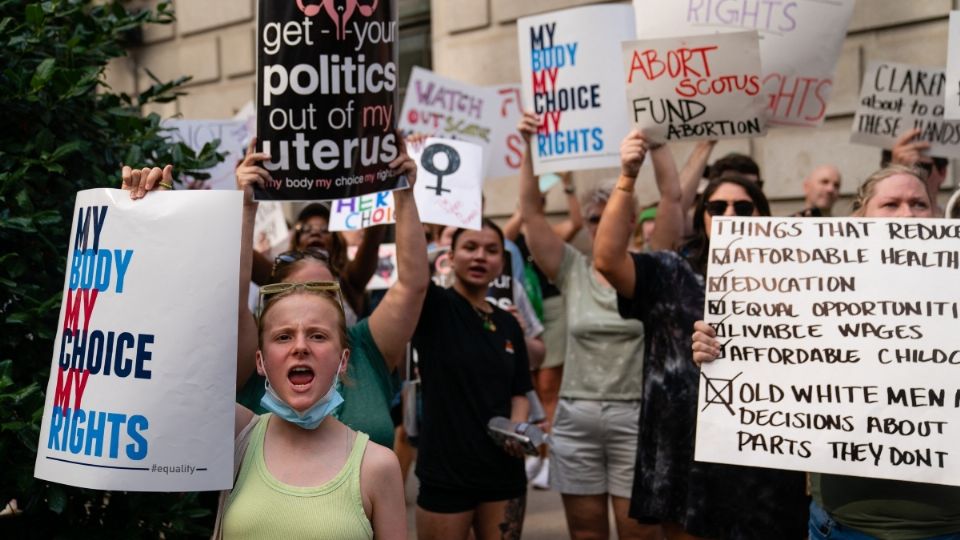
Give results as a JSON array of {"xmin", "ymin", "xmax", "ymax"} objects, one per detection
[
  {"xmin": 691, "ymin": 320, "xmax": 721, "ymax": 366},
  {"xmin": 121, "ymin": 165, "xmax": 134, "ymax": 190},
  {"xmin": 517, "ymin": 111, "xmax": 539, "ymax": 141},
  {"xmin": 142, "ymin": 167, "xmax": 162, "ymax": 193},
  {"xmin": 693, "ymin": 320, "xmax": 716, "ymax": 337},
  {"xmin": 620, "ymin": 130, "xmax": 648, "ymax": 177}
]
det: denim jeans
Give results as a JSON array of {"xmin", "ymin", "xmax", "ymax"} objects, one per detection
[{"xmin": 809, "ymin": 501, "xmax": 960, "ymax": 540}]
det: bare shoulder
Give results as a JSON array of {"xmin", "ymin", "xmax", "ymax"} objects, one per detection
[
  {"xmin": 234, "ymin": 404, "xmax": 255, "ymax": 438},
  {"xmin": 360, "ymin": 440, "xmax": 401, "ymax": 478}
]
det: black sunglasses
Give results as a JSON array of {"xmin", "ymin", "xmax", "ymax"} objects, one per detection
[
  {"xmin": 587, "ymin": 215, "xmax": 602, "ymax": 224},
  {"xmin": 272, "ymin": 248, "xmax": 333, "ymax": 278},
  {"xmin": 705, "ymin": 200, "xmax": 756, "ymax": 217},
  {"xmin": 917, "ymin": 159, "xmax": 948, "ymax": 177}
]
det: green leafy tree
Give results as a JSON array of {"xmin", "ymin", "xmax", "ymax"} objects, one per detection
[{"xmin": 0, "ymin": 1, "xmax": 222, "ymax": 537}]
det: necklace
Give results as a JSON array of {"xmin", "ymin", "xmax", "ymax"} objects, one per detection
[{"xmin": 472, "ymin": 303, "xmax": 497, "ymax": 332}]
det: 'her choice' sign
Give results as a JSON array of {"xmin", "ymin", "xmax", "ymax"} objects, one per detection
[
  {"xmin": 623, "ymin": 31, "xmax": 766, "ymax": 143},
  {"xmin": 329, "ymin": 138, "xmax": 484, "ymax": 231},
  {"xmin": 633, "ymin": 0, "xmax": 854, "ymax": 127},
  {"xmin": 517, "ymin": 4, "xmax": 635, "ymax": 175},
  {"xmin": 851, "ymin": 61, "xmax": 960, "ymax": 159},
  {"xmin": 256, "ymin": 0, "xmax": 405, "ymax": 200},
  {"xmin": 697, "ymin": 217, "xmax": 960, "ymax": 486},
  {"xmin": 35, "ymin": 189, "xmax": 241, "ymax": 491}
]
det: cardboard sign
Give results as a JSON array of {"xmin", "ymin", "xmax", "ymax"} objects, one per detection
[
  {"xmin": 945, "ymin": 12, "xmax": 960, "ymax": 120},
  {"xmin": 329, "ymin": 138, "xmax": 483, "ymax": 231},
  {"xmin": 347, "ymin": 243, "xmax": 398, "ymax": 290},
  {"xmin": 697, "ymin": 217, "xmax": 960, "ymax": 486},
  {"xmin": 34, "ymin": 189, "xmax": 241, "ymax": 491},
  {"xmin": 517, "ymin": 4, "xmax": 635, "ymax": 174},
  {"xmin": 633, "ymin": 0, "xmax": 854, "ymax": 127},
  {"xmin": 256, "ymin": 0, "xmax": 406, "ymax": 200},
  {"xmin": 850, "ymin": 61, "xmax": 960, "ymax": 159},
  {"xmin": 623, "ymin": 31, "xmax": 766, "ymax": 143}
]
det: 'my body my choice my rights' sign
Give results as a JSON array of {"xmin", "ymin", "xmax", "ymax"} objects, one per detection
[
  {"xmin": 256, "ymin": 0, "xmax": 406, "ymax": 201},
  {"xmin": 697, "ymin": 217, "xmax": 960, "ymax": 486},
  {"xmin": 34, "ymin": 189, "xmax": 240, "ymax": 491}
]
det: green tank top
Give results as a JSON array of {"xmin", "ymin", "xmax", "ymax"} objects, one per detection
[{"xmin": 223, "ymin": 415, "xmax": 373, "ymax": 540}]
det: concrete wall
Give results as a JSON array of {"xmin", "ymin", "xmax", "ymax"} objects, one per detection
[{"xmin": 110, "ymin": 0, "xmax": 960, "ymax": 218}]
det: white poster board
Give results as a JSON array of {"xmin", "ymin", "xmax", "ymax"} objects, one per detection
[
  {"xmin": 348, "ymin": 244, "xmax": 399, "ymax": 290},
  {"xmin": 697, "ymin": 217, "xmax": 960, "ymax": 486},
  {"xmin": 633, "ymin": 0, "xmax": 855, "ymax": 127},
  {"xmin": 623, "ymin": 31, "xmax": 766, "ymax": 143},
  {"xmin": 486, "ymin": 84, "xmax": 525, "ymax": 180},
  {"xmin": 34, "ymin": 189, "xmax": 241, "ymax": 491},
  {"xmin": 945, "ymin": 12, "xmax": 960, "ymax": 120},
  {"xmin": 517, "ymin": 4, "xmax": 635, "ymax": 174},
  {"xmin": 329, "ymin": 138, "xmax": 483, "ymax": 231},
  {"xmin": 850, "ymin": 61, "xmax": 960, "ymax": 159}
]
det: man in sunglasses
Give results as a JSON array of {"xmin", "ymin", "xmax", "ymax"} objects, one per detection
[{"xmin": 884, "ymin": 127, "xmax": 950, "ymax": 217}]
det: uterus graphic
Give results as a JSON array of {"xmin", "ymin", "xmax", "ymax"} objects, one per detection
[{"xmin": 296, "ymin": 0, "xmax": 380, "ymax": 41}]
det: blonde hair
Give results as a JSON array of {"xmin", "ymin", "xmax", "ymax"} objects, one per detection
[{"xmin": 851, "ymin": 165, "xmax": 928, "ymax": 216}]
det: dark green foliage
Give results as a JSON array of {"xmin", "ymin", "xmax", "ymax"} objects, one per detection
[{"xmin": 0, "ymin": 1, "xmax": 222, "ymax": 537}]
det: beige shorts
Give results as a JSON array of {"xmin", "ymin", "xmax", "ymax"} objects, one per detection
[
  {"xmin": 549, "ymin": 398, "xmax": 640, "ymax": 498},
  {"xmin": 538, "ymin": 295, "xmax": 567, "ymax": 370}
]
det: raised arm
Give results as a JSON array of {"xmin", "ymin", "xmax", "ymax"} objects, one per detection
[
  {"xmin": 594, "ymin": 131, "xmax": 647, "ymax": 299},
  {"xmin": 679, "ymin": 140, "xmax": 716, "ymax": 228},
  {"xmin": 367, "ymin": 135, "xmax": 428, "ymax": 371},
  {"xmin": 235, "ymin": 139, "xmax": 273, "ymax": 390},
  {"xmin": 646, "ymin": 144, "xmax": 685, "ymax": 251},
  {"xmin": 517, "ymin": 112, "xmax": 565, "ymax": 282},
  {"xmin": 502, "ymin": 206, "xmax": 523, "ymax": 242},
  {"xmin": 552, "ymin": 172, "xmax": 583, "ymax": 241},
  {"xmin": 344, "ymin": 225, "xmax": 387, "ymax": 295}
]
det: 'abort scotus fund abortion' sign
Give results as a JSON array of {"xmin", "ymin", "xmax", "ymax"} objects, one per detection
[
  {"xmin": 256, "ymin": 0, "xmax": 405, "ymax": 201},
  {"xmin": 697, "ymin": 217, "xmax": 960, "ymax": 486}
]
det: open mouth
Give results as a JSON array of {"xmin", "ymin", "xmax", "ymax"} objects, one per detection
[
  {"xmin": 288, "ymin": 366, "xmax": 316, "ymax": 389},
  {"xmin": 468, "ymin": 264, "xmax": 487, "ymax": 278}
]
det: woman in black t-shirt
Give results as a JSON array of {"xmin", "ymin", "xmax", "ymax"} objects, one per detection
[{"xmin": 412, "ymin": 218, "xmax": 533, "ymax": 540}]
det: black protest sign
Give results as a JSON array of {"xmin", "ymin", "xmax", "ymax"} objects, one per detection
[
  {"xmin": 256, "ymin": 0, "xmax": 404, "ymax": 201},
  {"xmin": 486, "ymin": 250, "xmax": 514, "ymax": 309}
]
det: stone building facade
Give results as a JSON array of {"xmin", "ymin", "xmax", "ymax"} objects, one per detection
[{"xmin": 109, "ymin": 0, "xmax": 958, "ymax": 218}]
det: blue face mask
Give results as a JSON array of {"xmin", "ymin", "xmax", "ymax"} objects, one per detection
[{"xmin": 260, "ymin": 354, "xmax": 345, "ymax": 430}]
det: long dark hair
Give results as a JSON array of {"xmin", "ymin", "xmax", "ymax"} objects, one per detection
[{"xmin": 684, "ymin": 175, "xmax": 770, "ymax": 275}]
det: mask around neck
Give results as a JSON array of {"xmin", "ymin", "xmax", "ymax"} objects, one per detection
[{"xmin": 259, "ymin": 352, "xmax": 346, "ymax": 430}]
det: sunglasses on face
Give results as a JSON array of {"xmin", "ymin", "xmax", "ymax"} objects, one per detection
[
  {"xmin": 705, "ymin": 200, "xmax": 756, "ymax": 217},
  {"xmin": 917, "ymin": 159, "xmax": 948, "ymax": 177},
  {"xmin": 296, "ymin": 223, "xmax": 331, "ymax": 236},
  {"xmin": 272, "ymin": 248, "xmax": 332, "ymax": 279},
  {"xmin": 257, "ymin": 280, "xmax": 344, "ymax": 319}
]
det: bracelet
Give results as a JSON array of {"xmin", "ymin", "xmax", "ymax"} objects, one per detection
[
  {"xmin": 563, "ymin": 185, "xmax": 575, "ymax": 195},
  {"xmin": 616, "ymin": 184, "xmax": 634, "ymax": 193}
]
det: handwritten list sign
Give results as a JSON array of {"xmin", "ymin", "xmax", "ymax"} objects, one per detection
[
  {"xmin": 633, "ymin": 0, "xmax": 854, "ymax": 127},
  {"xmin": 697, "ymin": 217, "xmax": 960, "ymax": 486},
  {"xmin": 851, "ymin": 61, "xmax": 960, "ymax": 159},
  {"xmin": 623, "ymin": 31, "xmax": 766, "ymax": 143},
  {"xmin": 517, "ymin": 4, "xmax": 635, "ymax": 174}
]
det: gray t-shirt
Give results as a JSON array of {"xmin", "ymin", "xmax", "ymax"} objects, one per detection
[{"xmin": 556, "ymin": 244, "xmax": 644, "ymax": 400}]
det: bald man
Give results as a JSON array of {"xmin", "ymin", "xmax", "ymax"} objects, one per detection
[{"xmin": 798, "ymin": 164, "xmax": 841, "ymax": 217}]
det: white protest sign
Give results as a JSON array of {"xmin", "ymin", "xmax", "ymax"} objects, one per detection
[
  {"xmin": 850, "ymin": 61, "xmax": 960, "ymax": 159},
  {"xmin": 399, "ymin": 67, "xmax": 498, "ymax": 175},
  {"xmin": 623, "ymin": 31, "xmax": 766, "ymax": 143},
  {"xmin": 945, "ymin": 12, "xmax": 960, "ymax": 120},
  {"xmin": 633, "ymin": 0, "xmax": 854, "ymax": 127},
  {"xmin": 348, "ymin": 243, "xmax": 398, "ymax": 290},
  {"xmin": 163, "ymin": 119, "xmax": 248, "ymax": 190},
  {"xmin": 34, "ymin": 189, "xmax": 241, "ymax": 491},
  {"xmin": 518, "ymin": 4, "xmax": 635, "ymax": 174},
  {"xmin": 254, "ymin": 201, "xmax": 290, "ymax": 252},
  {"xmin": 329, "ymin": 138, "xmax": 483, "ymax": 231},
  {"xmin": 486, "ymin": 84, "xmax": 525, "ymax": 180},
  {"xmin": 697, "ymin": 217, "xmax": 960, "ymax": 486}
]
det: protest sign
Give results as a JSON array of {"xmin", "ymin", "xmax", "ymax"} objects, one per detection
[
  {"xmin": 486, "ymin": 250, "xmax": 514, "ymax": 309},
  {"xmin": 34, "ymin": 189, "xmax": 241, "ymax": 491},
  {"xmin": 329, "ymin": 138, "xmax": 483, "ymax": 231},
  {"xmin": 163, "ymin": 119, "xmax": 248, "ymax": 191},
  {"xmin": 697, "ymin": 217, "xmax": 960, "ymax": 486},
  {"xmin": 348, "ymin": 243, "xmax": 398, "ymax": 290},
  {"xmin": 487, "ymin": 84, "xmax": 525, "ymax": 180},
  {"xmin": 517, "ymin": 4, "xmax": 635, "ymax": 174},
  {"xmin": 256, "ymin": 0, "xmax": 406, "ymax": 201},
  {"xmin": 850, "ymin": 61, "xmax": 960, "ymax": 159},
  {"xmin": 945, "ymin": 12, "xmax": 960, "ymax": 120},
  {"xmin": 623, "ymin": 31, "xmax": 766, "ymax": 143},
  {"xmin": 633, "ymin": 0, "xmax": 854, "ymax": 127}
]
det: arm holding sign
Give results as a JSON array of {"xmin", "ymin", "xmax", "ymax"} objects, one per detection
[
  {"xmin": 593, "ymin": 131, "xmax": 648, "ymax": 299},
  {"xmin": 679, "ymin": 141, "xmax": 716, "ymax": 228},
  {"xmin": 691, "ymin": 320, "xmax": 720, "ymax": 367},
  {"xmin": 343, "ymin": 225, "xmax": 388, "ymax": 306},
  {"xmin": 368, "ymin": 136, "xmax": 428, "ymax": 370},
  {"xmin": 517, "ymin": 112, "xmax": 565, "ymax": 282},
  {"xmin": 646, "ymin": 144, "xmax": 685, "ymax": 252},
  {"xmin": 553, "ymin": 172, "xmax": 583, "ymax": 242}
]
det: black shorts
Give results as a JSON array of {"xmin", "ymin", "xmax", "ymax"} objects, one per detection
[{"xmin": 417, "ymin": 481, "xmax": 526, "ymax": 514}]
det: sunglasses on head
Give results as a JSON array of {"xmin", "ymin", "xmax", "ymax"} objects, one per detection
[
  {"xmin": 705, "ymin": 200, "xmax": 756, "ymax": 217},
  {"xmin": 917, "ymin": 159, "xmax": 948, "ymax": 176},
  {"xmin": 257, "ymin": 280, "xmax": 343, "ymax": 318},
  {"xmin": 272, "ymin": 248, "xmax": 332, "ymax": 279}
]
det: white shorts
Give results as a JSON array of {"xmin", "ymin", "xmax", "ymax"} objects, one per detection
[{"xmin": 549, "ymin": 398, "xmax": 640, "ymax": 498}]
